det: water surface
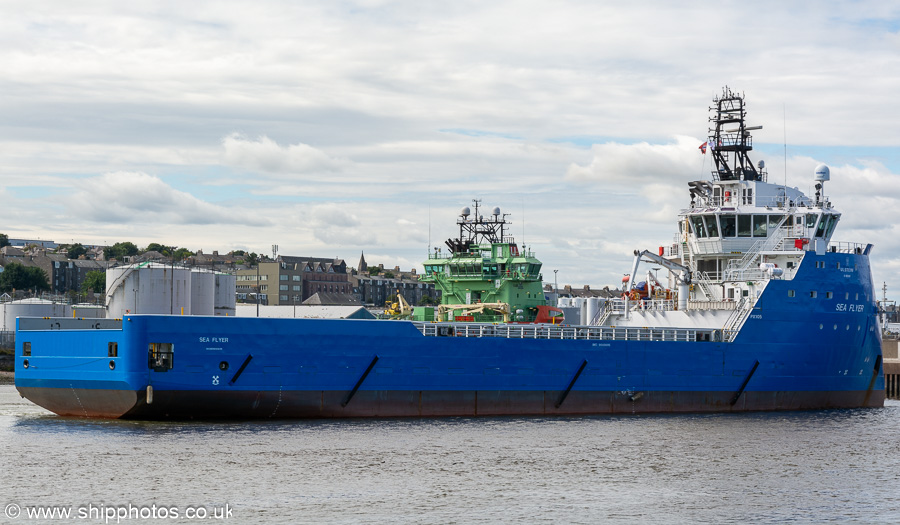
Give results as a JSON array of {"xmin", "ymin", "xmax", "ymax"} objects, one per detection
[{"xmin": 2, "ymin": 385, "xmax": 898, "ymax": 524}]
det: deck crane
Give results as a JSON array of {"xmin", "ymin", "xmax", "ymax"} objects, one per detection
[{"xmin": 626, "ymin": 250, "xmax": 693, "ymax": 310}]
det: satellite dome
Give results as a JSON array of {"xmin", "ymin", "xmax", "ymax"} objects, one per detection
[
  {"xmin": 461, "ymin": 207, "xmax": 470, "ymax": 217},
  {"xmin": 492, "ymin": 207, "xmax": 501, "ymax": 216},
  {"xmin": 814, "ymin": 164, "xmax": 830, "ymax": 182}
]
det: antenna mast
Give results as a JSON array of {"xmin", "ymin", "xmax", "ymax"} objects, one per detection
[{"xmin": 709, "ymin": 87, "xmax": 764, "ymax": 182}]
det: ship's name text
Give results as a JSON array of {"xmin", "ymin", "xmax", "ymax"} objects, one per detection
[
  {"xmin": 199, "ymin": 336, "xmax": 229, "ymax": 343},
  {"xmin": 835, "ymin": 303, "xmax": 864, "ymax": 312}
]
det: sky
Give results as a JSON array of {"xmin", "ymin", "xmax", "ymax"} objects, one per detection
[{"xmin": 1, "ymin": 1, "xmax": 899, "ymax": 298}]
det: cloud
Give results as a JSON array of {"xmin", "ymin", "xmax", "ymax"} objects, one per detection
[
  {"xmin": 565, "ymin": 136, "xmax": 705, "ymax": 185},
  {"xmin": 66, "ymin": 171, "xmax": 270, "ymax": 226},
  {"xmin": 302, "ymin": 203, "xmax": 370, "ymax": 246},
  {"xmin": 2, "ymin": 1, "xmax": 900, "ymax": 296},
  {"xmin": 222, "ymin": 134, "xmax": 348, "ymax": 177}
]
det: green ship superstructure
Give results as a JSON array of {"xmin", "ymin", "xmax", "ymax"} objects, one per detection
[{"xmin": 419, "ymin": 200, "xmax": 550, "ymax": 323}]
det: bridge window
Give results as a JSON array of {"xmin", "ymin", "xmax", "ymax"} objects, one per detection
[
  {"xmin": 826, "ymin": 291, "xmax": 833, "ymax": 299},
  {"xmin": 788, "ymin": 290, "xmax": 795, "ymax": 298},
  {"xmin": 824, "ymin": 215, "xmax": 838, "ymax": 238},
  {"xmin": 816, "ymin": 215, "xmax": 827, "ymax": 237},
  {"xmin": 720, "ymin": 215, "xmax": 736, "ymax": 237},
  {"xmin": 767, "ymin": 215, "xmax": 784, "ymax": 232},
  {"xmin": 810, "ymin": 291, "xmax": 817, "ymax": 298},
  {"xmin": 703, "ymin": 215, "xmax": 719, "ymax": 237},
  {"xmin": 753, "ymin": 215, "xmax": 768, "ymax": 237},
  {"xmin": 806, "ymin": 214, "xmax": 818, "ymax": 229},
  {"xmin": 691, "ymin": 216, "xmax": 706, "ymax": 238},
  {"xmin": 738, "ymin": 215, "xmax": 752, "ymax": 237},
  {"xmin": 22, "ymin": 342, "xmax": 31, "ymax": 356},
  {"xmin": 108, "ymin": 342, "xmax": 118, "ymax": 357}
]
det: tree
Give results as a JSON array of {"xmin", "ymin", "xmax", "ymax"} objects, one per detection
[
  {"xmin": 0, "ymin": 262, "xmax": 49, "ymax": 293},
  {"xmin": 418, "ymin": 295, "xmax": 436, "ymax": 306},
  {"xmin": 144, "ymin": 243, "xmax": 174, "ymax": 256},
  {"xmin": 25, "ymin": 266, "xmax": 49, "ymax": 292},
  {"xmin": 104, "ymin": 241, "xmax": 139, "ymax": 260},
  {"xmin": 246, "ymin": 252, "xmax": 259, "ymax": 266},
  {"xmin": 81, "ymin": 271, "xmax": 106, "ymax": 295},
  {"xmin": 382, "ymin": 271, "xmax": 395, "ymax": 279},
  {"xmin": 0, "ymin": 233, "xmax": 9, "ymax": 248},
  {"xmin": 66, "ymin": 243, "xmax": 87, "ymax": 259},
  {"xmin": 0, "ymin": 263, "xmax": 24, "ymax": 292},
  {"xmin": 172, "ymin": 247, "xmax": 193, "ymax": 261}
]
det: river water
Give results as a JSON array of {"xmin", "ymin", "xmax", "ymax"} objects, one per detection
[{"xmin": 1, "ymin": 384, "xmax": 898, "ymax": 524}]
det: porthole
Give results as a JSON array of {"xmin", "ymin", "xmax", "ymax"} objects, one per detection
[
  {"xmin": 833, "ymin": 324, "xmax": 838, "ymax": 330},
  {"xmin": 819, "ymin": 324, "xmax": 823, "ymax": 330},
  {"xmin": 109, "ymin": 360, "xmax": 116, "ymax": 370},
  {"xmin": 219, "ymin": 361, "xmax": 229, "ymax": 371},
  {"xmin": 846, "ymin": 325, "xmax": 850, "ymax": 331},
  {"xmin": 22, "ymin": 359, "xmax": 29, "ymax": 368}
]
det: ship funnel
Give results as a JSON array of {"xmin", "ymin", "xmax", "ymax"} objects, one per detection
[{"xmin": 814, "ymin": 164, "xmax": 830, "ymax": 182}]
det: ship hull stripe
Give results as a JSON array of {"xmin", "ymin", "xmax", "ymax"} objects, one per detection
[{"xmin": 17, "ymin": 386, "xmax": 885, "ymax": 419}]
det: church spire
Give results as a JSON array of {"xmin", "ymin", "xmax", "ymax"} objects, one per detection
[{"xmin": 358, "ymin": 251, "xmax": 368, "ymax": 273}]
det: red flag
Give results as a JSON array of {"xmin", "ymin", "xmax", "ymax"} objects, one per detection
[{"xmin": 699, "ymin": 141, "xmax": 707, "ymax": 154}]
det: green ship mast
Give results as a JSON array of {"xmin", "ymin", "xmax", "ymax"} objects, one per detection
[{"xmin": 420, "ymin": 200, "xmax": 558, "ymax": 323}]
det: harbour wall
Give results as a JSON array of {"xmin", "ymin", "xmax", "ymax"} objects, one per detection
[{"xmin": 883, "ymin": 339, "xmax": 900, "ymax": 400}]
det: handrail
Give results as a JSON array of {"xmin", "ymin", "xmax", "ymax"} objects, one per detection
[
  {"xmin": 412, "ymin": 321, "xmax": 722, "ymax": 343},
  {"xmin": 722, "ymin": 297, "xmax": 751, "ymax": 342}
]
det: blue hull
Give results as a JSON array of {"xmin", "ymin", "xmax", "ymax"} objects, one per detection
[{"xmin": 13, "ymin": 251, "xmax": 886, "ymax": 418}]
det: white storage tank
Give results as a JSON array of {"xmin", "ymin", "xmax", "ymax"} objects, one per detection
[
  {"xmin": 2, "ymin": 298, "xmax": 69, "ymax": 331},
  {"xmin": 69, "ymin": 304, "xmax": 106, "ymax": 319},
  {"xmin": 585, "ymin": 297, "xmax": 600, "ymax": 325},
  {"xmin": 190, "ymin": 269, "xmax": 216, "ymax": 316},
  {"xmin": 106, "ymin": 263, "xmax": 192, "ymax": 318},
  {"xmin": 214, "ymin": 273, "xmax": 236, "ymax": 316}
]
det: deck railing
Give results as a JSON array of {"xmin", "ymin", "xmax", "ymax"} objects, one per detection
[{"xmin": 412, "ymin": 322, "xmax": 721, "ymax": 343}]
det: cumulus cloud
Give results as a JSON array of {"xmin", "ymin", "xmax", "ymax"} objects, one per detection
[
  {"xmin": 303, "ymin": 203, "xmax": 370, "ymax": 246},
  {"xmin": 565, "ymin": 136, "xmax": 705, "ymax": 185},
  {"xmin": 67, "ymin": 171, "xmax": 270, "ymax": 226},
  {"xmin": 222, "ymin": 134, "xmax": 348, "ymax": 177}
]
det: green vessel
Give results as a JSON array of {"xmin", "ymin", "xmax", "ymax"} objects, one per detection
[{"xmin": 419, "ymin": 200, "xmax": 562, "ymax": 324}]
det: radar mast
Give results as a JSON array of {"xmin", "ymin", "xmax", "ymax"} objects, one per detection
[
  {"xmin": 445, "ymin": 199, "xmax": 510, "ymax": 254},
  {"xmin": 709, "ymin": 87, "xmax": 766, "ymax": 182}
]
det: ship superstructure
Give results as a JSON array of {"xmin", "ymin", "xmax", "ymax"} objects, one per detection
[
  {"xmin": 421, "ymin": 200, "xmax": 560, "ymax": 324},
  {"xmin": 606, "ymin": 88, "xmax": 857, "ymax": 341}
]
